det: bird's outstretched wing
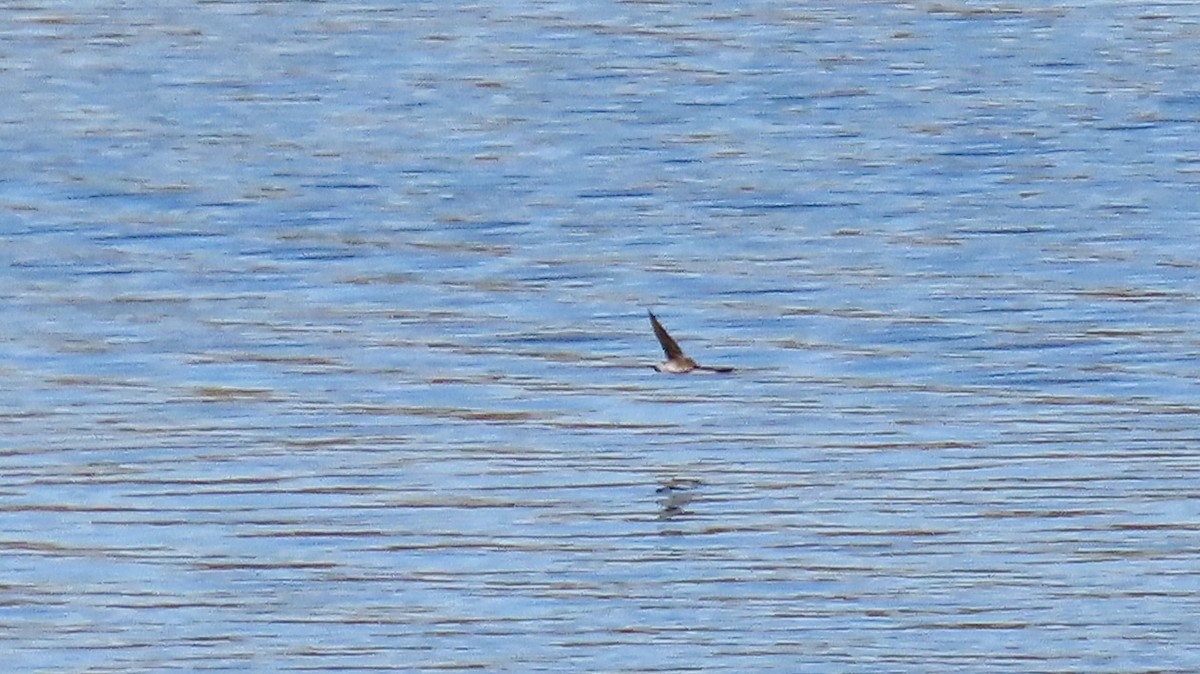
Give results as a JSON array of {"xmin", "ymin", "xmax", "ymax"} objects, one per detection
[{"xmin": 648, "ymin": 311, "xmax": 686, "ymax": 360}]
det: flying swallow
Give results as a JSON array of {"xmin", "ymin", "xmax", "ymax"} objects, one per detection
[{"xmin": 648, "ymin": 310, "xmax": 734, "ymax": 374}]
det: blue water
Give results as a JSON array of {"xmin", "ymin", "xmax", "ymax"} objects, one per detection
[{"xmin": 3, "ymin": 2, "xmax": 1200, "ymax": 672}]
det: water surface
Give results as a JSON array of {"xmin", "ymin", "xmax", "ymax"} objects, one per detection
[{"xmin": 3, "ymin": 2, "xmax": 1200, "ymax": 672}]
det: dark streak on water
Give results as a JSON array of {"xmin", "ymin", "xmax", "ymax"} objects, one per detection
[{"xmin": 3, "ymin": 1, "xmax": 1200, "ymax": 673}]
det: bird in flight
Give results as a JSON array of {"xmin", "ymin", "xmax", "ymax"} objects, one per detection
[{"xmin": 648, "ymin": 310, "xmax": 734, "ymax": 374}]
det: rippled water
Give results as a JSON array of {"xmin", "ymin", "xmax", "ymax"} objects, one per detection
[{"xmin": 3, "ymin": 2, "xmax": 1200, "ymax": 672}]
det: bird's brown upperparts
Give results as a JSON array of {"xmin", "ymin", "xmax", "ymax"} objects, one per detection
[{"xmin": 648, "ymin": 311, "xmax": 733, "ymax": 374}]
